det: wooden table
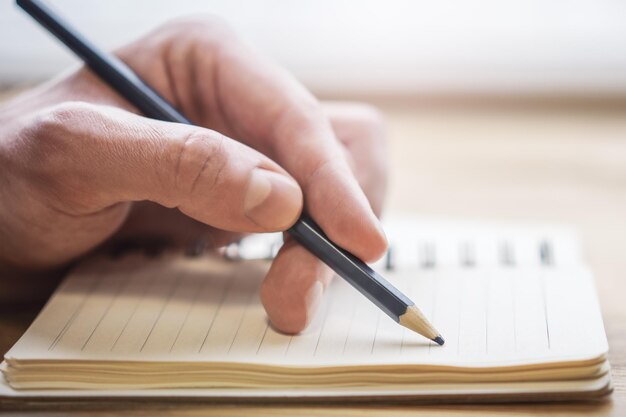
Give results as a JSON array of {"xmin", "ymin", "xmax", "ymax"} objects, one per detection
[{"xmin": 1, "ymin": 92, "xmax": 626, "ymax": 416}]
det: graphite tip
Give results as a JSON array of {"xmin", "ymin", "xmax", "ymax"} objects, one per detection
[{"xmin": 432, "ymin": 335, "xmax": 445, "ymax": 346}]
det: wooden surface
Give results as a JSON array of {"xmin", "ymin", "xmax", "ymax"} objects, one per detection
[{"xmin": 2, "ymin": 92, "xmax": 626, "ymax": 415}]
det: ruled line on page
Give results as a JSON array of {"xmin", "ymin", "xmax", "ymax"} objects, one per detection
[
  {"xmin": 169, "ymin": 274, "xmax": 204, "ymax": 353},
  {"xmin": 140, "ymin": 272, "xmax": 183, "ymax": 352},
  {"xmin": 48, "ymin": 267, "xmax": 106, "ymax": 351},
  {"xmin": 80, "ymin": 266, "xmax": 131, "ymax": 351},
  {"xmin": 20, "ymin": 221, "xmax": 590, "ymax": 369},
  {"xmin": 110, "ymin": 268, "xmax": 159, "ymax": 352},
  {"xmin": 226, "ymin": 280, "xmax": 259, "ymax": 354},
  {"xmin": 198, "ymin": 274, "xmax": 236, "ymax": 353}
]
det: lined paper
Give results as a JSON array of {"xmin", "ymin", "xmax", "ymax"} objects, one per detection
[{"xmin": 6, "ymin": 218, "xmax": 607, "ymax": 369}]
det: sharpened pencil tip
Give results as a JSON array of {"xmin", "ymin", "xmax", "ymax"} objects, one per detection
[{"xmin": 432, "ymin": 336, "xmax": 445, "ymax": 346}]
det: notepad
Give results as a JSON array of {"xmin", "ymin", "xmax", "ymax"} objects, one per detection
[{"xmin": 0, "ymin": 216, "xmax": 611, "ymax": 403}]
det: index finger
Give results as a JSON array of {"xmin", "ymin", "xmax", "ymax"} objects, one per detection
[{"xmin": 206, "ymin": 28, "xmax": 388, "ymax": 261}]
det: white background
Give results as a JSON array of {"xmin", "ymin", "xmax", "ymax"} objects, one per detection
[{"xmin": 2, "ymin": 0, "xmax": 626, "ymax": 96}]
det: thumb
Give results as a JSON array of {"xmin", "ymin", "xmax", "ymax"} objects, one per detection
[{"xmin": 30, "ymin": 102, "xmax": 303, "ymax": 232}]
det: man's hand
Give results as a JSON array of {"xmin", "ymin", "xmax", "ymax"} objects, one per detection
[{"xmin": 0, "ymin": 17, "xmax": 387, "ymax": 333}]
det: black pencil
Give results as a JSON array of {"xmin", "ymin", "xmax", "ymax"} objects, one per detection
[{"xmin": 16, "ymin": 0, "xmax": 444, "ymax": 345}]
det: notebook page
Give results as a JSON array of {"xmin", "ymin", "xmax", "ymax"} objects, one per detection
[{"xmin": 5, "ymin": 218, "xmax": 608, "ymax": 369}]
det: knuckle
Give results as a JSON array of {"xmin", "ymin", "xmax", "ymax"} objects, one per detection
[
  {"xmin": 172, "ymin": 130, "xmax": 229, "ymax": 200},
  {"xmin": 159, "ymin": 15, "xmax": 238, "ymax": 49},
  {"xmin": 364, "ymin": 106, "xmax": 386, "ymax": 135},
  {"xmin": 24, "ymin": 102, "xmax": 95, "ymax": 168},
  {"xmin": 199, "ymin": 133, "xmax": 229, "ymax": 190},
  {"xmin": 348, "ymin": 103, "xmax": 387, "ymax": 144},
  {"xmin": 18, "ymin": 102, "xmax": 98, "ymax": 207},
  {"xmin": 355, "ymin": 103, "xmax": 385, "ymax": 125},
  {"xmin": 305, "ymin": 154, "xmax": 343, "ymax": 189},
  {"xmin": 29, "ymin": 101, "xmax": 92, "ymax": 142},
  {"xmin": 274, "ymin": 97, "xmax": 326, "ymax": 141}
]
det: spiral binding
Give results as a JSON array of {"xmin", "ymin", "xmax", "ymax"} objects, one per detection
[{"xmin": 106, "ymin": 233, "xmax": 555, "ymax": 268}]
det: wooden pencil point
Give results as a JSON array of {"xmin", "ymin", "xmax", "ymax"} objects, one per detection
[{"xmin": 398, "ymin": 305, "xmax": 442, "ymax": 344}]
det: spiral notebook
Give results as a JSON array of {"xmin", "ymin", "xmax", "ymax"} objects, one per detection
[{"xmin": 0, "ymin": 215, "xmax": 611, "ymax": 403}]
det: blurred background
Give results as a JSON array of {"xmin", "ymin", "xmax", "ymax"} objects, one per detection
[
  {"xmin": 2, "ymin": 0, "xmax": 626, "ymax": 365},
  {"xmin": 3, "ymin": 0, "xmax": 626, "ymax": 395},
  {"xmin": 2, "ymin": 0, "xmax": 626, "ymax": 98}
]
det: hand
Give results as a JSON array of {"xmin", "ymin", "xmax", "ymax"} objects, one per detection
[{"xmin": 0, "ymin": 17, "xmax": 387, "ymax": 333}]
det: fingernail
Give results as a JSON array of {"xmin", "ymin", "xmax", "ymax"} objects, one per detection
[
  {"xmin": 304, "ymin": 280, "xmax": 324, "ymax": 327},
  {"xmin": 244, "ymin": 169, "xmax": 302, "ymax": 229}
]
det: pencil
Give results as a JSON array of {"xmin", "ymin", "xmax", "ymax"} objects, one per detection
[{"xmin": 16, "ymin": 0, "xmax": 444, "ymax": 345}]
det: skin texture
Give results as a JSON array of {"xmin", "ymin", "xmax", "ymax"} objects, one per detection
[{"xmin": 0, "ymin": 17, "xmax": 388, "ymax": 333}]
